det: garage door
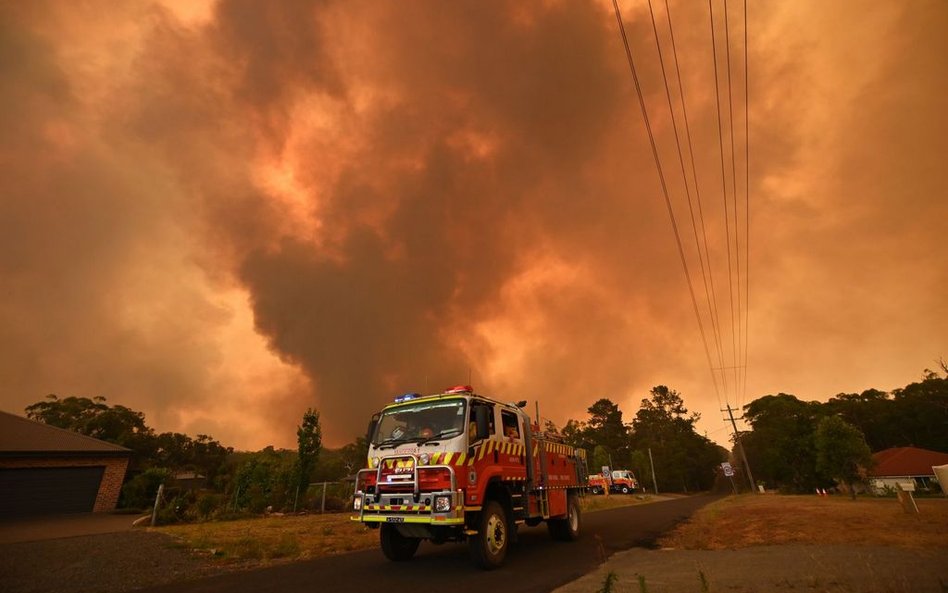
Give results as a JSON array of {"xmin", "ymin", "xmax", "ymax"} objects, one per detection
[{"xmin": 0, "ymin": 466, "xmax": 104, "ymax": 519}]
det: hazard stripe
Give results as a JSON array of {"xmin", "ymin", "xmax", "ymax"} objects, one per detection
[{"xmin": 364, "ymin": 504, "xmax": 432, "ymax": 512}]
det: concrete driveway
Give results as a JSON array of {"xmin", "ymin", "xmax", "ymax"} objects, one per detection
[{"xmin": 0, "ymin": 512, "xmax": 145, "ymax": 544}]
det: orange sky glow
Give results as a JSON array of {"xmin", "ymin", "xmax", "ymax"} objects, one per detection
[{"xmin": 1, "ymin": 0, "xmax": 945, "ymax": 450}]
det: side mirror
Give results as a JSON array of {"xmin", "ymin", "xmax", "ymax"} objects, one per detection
[
  {"xmin": 473, "ymin": 407, "xmax": 490, "ymax": 440},
  {"xmin": 366, "ymin": 413, "xmax": 380, "ymax": 444}
]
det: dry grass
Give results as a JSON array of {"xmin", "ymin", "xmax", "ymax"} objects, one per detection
[
  {"xmin": 155, "ymin": 493, "xmax": 659, "ymax": 565},
  {"xmin": 660, "ymin": 494, "xmax": 948, "ymax": 550},
  {"xmin": 156, "ymin": 513, "xmax": 377, "ymax": 565},
  {"xmin": 581, "ymin": 493, "xmax": 661, "ymax": 513},
  {"xmin": 161, "ymin": 495, "xmax": 948, "ymax": 566}
]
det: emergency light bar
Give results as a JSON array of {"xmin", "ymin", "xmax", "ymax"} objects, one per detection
[
  {"xmin": 394, "ymin": 392, "xmax": 421, "ymax": 403},
  {"xmin": 444, "ymin": 385, "xmax": 473, "ymax": 394}
]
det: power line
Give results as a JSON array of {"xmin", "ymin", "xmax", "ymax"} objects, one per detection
[
  {"xmin": 741, "ymin": 0, "xmax": 751, "ymax": 410},
  {"xmin": 645, "ymin": 0, "xmax": 724, "ymax": 406},
  {"xmin": 610, "ymin": 0, "xmax": 721, "ymax": 407},
  {"xmin": 708, "ymin": 0, "xmax": 739, "ymax": 407},
  {"xmin": 660, "ymin": 0, "xmax": 730, "ymax": 406},
  {"xmin": 723, "ymin": 0, "xmax": 744, "ymax": 406}
]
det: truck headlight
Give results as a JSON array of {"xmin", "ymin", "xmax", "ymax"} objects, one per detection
[
  {"xmin": 419, "ymin": 453, "xmax": 430, "ymax": 465},
  {"xmin": 434, "ymin": 495, "xmax": 452, "ymax": 512},
  {"xmin": 353, "ymin": 496, "xmax": 362, "ymax": 510}
]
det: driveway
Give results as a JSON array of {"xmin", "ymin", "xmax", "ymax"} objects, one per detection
[{"xmin": 0, "ymin": 512, "xmax": 144, "ymax": 545}]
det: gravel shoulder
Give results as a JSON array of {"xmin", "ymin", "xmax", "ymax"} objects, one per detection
[
  {"xmin": 0, "ymin": 531, "xmax": 227, "ymax": 593},
  {"xmin": 553, "ymin": 544, "xmax": 948, "ymax": 593}
]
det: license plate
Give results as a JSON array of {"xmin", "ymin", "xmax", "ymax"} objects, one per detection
[{"xmin": 385, "ymin": 517, "xmax": 405, "ymax": 523}]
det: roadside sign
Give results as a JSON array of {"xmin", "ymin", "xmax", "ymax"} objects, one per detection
[
  {"xmin": 602, "ymin": 466, "xmax": 612, "ymax": 484},
  {"xmin": 721, "ymin": 462, "xmax": 734, "ymax": 477}
]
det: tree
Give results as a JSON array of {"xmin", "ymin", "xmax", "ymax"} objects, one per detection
[
  {"xmin": 25, "ymin": 395, "xmax": 153, "ymax": 453},
  {"xmin": 741, "ymin": 393, "xmax": 826, "ymax": 493},
  {"xmin": 559, "ymin": 419, "xmax": 588, "ymax": 449},
  {"xmin": 591, "ymin": 445, "xmax": 611, "ymax": 472},
  {"xmin": 296, "ymin": 408, "xmax": 322, "ymax": 504},
  {"xmin": 889, "ymin": 375, "xmax": 948, "ymax": 452},
  {"xmin": 815, "ymin": 416, "xmax": 872, "ymax": 499},
  {"xmin": 630, "ymin": 386, "xmax": 724, "ymax": 492},
  {"xmin": 340, "ymin": 437, "xmax": 369, "ymax": 476},
  {"xmin": 822, "ymin": 390, "xmax": 896, "ymax": 452},
  {"xmin": 583, "ymin": 398, "xmax": 631, "ymax": 467}
]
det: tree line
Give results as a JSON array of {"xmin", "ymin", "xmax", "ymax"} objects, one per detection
[
  {"xmin": 741, "ymin": 365, "xmax": 948, "ymax": 494},
  {"xmin": 23, "ymin": 394, "xmax": 366, "ymax": 520},
  {"xmin": 556, "ymin": 385, "xmax": 728, "ymax": 493},
  {"xmin": 24, "ymin": 362, "xmax": 945, "ymax": 518},
  {"xmin": 544, "ymin": 364, "xmax": 947, "ymax": 496}
]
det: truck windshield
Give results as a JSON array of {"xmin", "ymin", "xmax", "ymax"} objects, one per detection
[{"xmin": 374, "ymin": 399, "xmax": 467, "ymax": 446}]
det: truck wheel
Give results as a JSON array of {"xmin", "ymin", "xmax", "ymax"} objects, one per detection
[
  {"xmin": 548, "ymin": 494, "xmax": 581, "ymax": 541},
  {"xmin": 380, "ymin": 524, "xmax": 420, "ymax": 562},
  {"xmin": 591, "ymin": 486, "xmax": 602, "ymax": 495},
  {"xmin": 620, "ymin": 485, "xmax": 630, "ymax": 494},
  {"xmin": 469, "ymin": 500, "xmax": 509, "ymax": 569}
]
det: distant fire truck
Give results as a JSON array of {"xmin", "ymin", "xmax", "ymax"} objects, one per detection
[
  {"xmin": 588, "ymin": 469, "xmax": 639, "ymax": 494},
  {"xmin": 351, "ymin": 385, "xmax": 588, "ymax": 569}
]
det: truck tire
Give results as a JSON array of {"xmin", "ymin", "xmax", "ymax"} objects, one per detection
[
  {"xmin": 591, "ymin": 486, "xmax": 603, "ymax": 495},
  {"xmin": 548, "ymin": 494, "xmax": 581, "ymax": 541},
  {"xmin": 469, "ymin": 500, "xmax": 509, "ymax": 569},
  {"xmin": 620, "ymin": 485, "xmax": 630, "ymax": 494},
  {"xmin": 380, "ymin": 524, "xmax": 420, "ymax": 562}
]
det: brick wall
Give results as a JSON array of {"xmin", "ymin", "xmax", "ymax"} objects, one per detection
[{"xmin": 0, "ymin": 456, "xmax": 130, "ymax": 512}]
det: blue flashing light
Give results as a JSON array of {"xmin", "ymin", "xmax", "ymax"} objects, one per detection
[{"xmin": 394, "ymin": 392, "xmax": 421, "ymax": 403}]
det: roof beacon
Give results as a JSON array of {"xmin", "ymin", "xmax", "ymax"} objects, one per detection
[
  {"xmin": 445, "ymin": 385, "xmax": 473, "ymax": 394},
  {"xmin": 394, "ymin": 392, "xmax": 420, "ymax": 403}
]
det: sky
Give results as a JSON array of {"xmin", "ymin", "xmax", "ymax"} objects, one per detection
[{"xmin": 2, "ymin": 0, "xmax": 946, "ymax": 450}]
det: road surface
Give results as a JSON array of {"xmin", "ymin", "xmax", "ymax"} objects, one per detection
[{"xmin": 139, "ymin": 495, "xmax": 719, "ymax": 593}]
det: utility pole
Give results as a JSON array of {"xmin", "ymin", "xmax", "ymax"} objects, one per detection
[
  {"xmin": 722, "ymin": 404, "xmax": 757, "ymax": 493},
  {"xmin": 647, "ymin": 447, "xmax": 659, "ymax": 495}
]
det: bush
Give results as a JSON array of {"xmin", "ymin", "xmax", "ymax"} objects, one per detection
[
  {"xmin": 155, "ymin": 489, "xmax": 201, "ymax": 525},
  {"xmin": 120, "ymin": 467, "xmax": 173, "ymax": 510},
  {"xmin": 194, "ymin": 492, "xmax": 223, "ymax": 520}
]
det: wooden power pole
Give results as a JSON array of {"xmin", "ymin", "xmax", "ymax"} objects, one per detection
[{"xmin": 723, "ymin": 404, "xmax": 757, "ymax": 493}]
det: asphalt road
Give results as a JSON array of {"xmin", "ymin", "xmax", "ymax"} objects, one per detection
[{"xmin": 139, "ymin": 495, "xmax": 720, "ymax": 593}]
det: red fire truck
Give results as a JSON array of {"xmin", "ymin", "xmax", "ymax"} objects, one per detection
[
  {"xmin": 351, "ymin": 385, "xmax": 588, "ymax": 569},
  {"xmin": 588, "ymin": 469, "xmax": 638, "ymax": 494}
]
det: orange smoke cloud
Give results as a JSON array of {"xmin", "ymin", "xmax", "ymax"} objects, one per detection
[{"xmin": 1, "ymin": 0, "xmax": 945, "ymax": 449}]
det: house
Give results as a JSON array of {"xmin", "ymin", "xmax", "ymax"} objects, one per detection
[
  {"xmin": 867, "ymin": 446, "xmax": 948, "ymax": 494},
  {"xmin": 0, "ymin": 410, "xmax": 131, "ymax": 519}
]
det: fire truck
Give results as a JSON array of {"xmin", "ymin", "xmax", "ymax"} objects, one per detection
[
  {"xmin": 588, "ymin": 469, "xmax": 638, "ymax": 494},
  {"xmin": 351, "ymin": 385, "xmax": 588, "ymax": 569}
]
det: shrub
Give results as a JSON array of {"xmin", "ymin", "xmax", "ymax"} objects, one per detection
[{"xmin": 120, "ymin": 467, "xmax": 173, "ymax": 510}]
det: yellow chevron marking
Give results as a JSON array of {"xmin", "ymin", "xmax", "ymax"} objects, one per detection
[{"xmin": 456, "ymin": 452, "xmax": 466, "ymax": 465}]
